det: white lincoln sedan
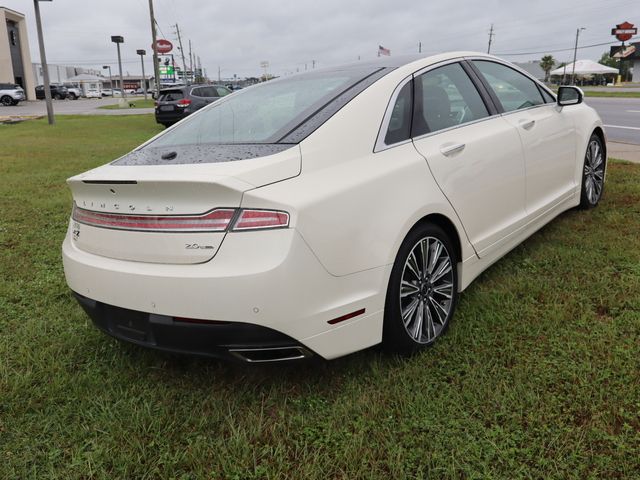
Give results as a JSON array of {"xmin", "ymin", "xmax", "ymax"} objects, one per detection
[{"xmin": 62, "ymin": 52, "xmax": 606, "ymax": 362}]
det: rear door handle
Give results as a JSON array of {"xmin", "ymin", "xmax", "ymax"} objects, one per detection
[
  {"xmin": 520, "ymin": 119, "xmax": 535, "ymax": 130},
  {"xmin": 440, "ymin": 143, "xmax": 466, "ymax": 156}
]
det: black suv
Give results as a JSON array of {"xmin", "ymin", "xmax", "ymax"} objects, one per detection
[
  {"xmin": 35, "ymin": 84, "xmax": 68, "ymax": 100},
  {"xmin": 155, "ymin": 84, "xmax": 231, "ymax": 127}
]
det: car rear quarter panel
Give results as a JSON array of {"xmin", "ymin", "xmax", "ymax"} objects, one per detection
[{"xmin": 241, "ymin": 70, "xmax": 474, "ymax": 277}]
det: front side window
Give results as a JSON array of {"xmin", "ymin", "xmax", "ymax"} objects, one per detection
[
  {"xmin": 413, "ymin": 62, "xmax": 489, "ymax": 137},
  {"xmin": 149, "ymin": 68, "xmax": 376, "ymax": 146},
  {"xmin": 540, "ymin": 87, "xmax": 556, "ymax": 104},
  {"xmin": 473, "ymin": 60, "xmax": 544, "ymax": 112}
]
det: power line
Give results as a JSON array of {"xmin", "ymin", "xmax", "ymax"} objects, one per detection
[{"xmin": 495, "ymin": 40, "xmax": 617, "ymax": 57}]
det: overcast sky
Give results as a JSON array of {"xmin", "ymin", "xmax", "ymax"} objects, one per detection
[{"xmin": 3, "ymin": 0, "xmax": 636, "ymax": 79}]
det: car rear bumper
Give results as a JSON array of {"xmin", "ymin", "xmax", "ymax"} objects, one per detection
[
  {"xmin": 155, "ymin": 109, "xmax": 188, "ymax": 124},
  {"xmin": 73, "ymin": 292, "xmax": 312, "ymax": 362},
  {"xmin": 62, "ymin": 227, "xmax": 388, "ymax": 360}
]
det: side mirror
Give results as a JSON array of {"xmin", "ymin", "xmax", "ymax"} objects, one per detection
[{"xmin": 557, "ymin": 86, "xmax": 583, "ymax": 107}]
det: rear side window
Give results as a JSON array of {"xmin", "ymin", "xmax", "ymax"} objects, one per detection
[
  {"xmin": 192, "ymin": 87, "xmax": 216, "ymax": 97},
  {"xmin": 149, "ymin": 69, "xmax": 374, "ymax": 146},
  {"xmin": 473, "ymin": 60, "xmax": 544, "ymax": 112},
  {"xmin": 384, "ymin": 81, "xmax": 413, "ymax": 145},
  {"xmin": 159, "ymin": 90, "xmax": 184, "ymax": 101},
  {"xmin": 413, "ymin": 62, "xmax": 489, "ymax": 137}
]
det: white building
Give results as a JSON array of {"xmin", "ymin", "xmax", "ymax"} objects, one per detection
[
  {"xmin": 0, "ymin": 7, "xmax": 36, "ymax": 99},
  {"xmin": 66, "ymin": 73, "xmax": 103, "ymax": 98},
  {"xmin": 32, "ymin": 63, "xmax": 103, "ymax": 87}
]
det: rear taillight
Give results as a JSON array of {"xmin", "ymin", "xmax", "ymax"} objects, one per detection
[
  {"xmin": 72, "ymin": 204, "xmax": 289, "ymax": 232},
  {"xmin": 72, "ymin": 204, "xmax": 235, "ymax": 232},
  {"xmin": 177, "ymin": 99, "xmax": 191, "ymax": 108},
  {"xmin": 231, "ymin": 209, "xmax": 290, "ymax": 231}
]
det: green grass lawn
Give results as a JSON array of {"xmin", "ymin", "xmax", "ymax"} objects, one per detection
[
  {"xmin": 583, "ymin": 90, "xmax": 640, "ymax": 98},
  {"xmin": 551, "ymin": 88, "xmax": 640, "ymax": 98},
  {"xmin": 1, "ymin": 115, "xmax": 639, "ymax": 479},
  {"xmin": 99, "ymin": 98, "xmax": 156, "ymax": 109}
]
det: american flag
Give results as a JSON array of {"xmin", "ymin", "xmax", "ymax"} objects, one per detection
[{"xmin": 378, "ymin": 45, "xmax": 391, "ymax": 57}]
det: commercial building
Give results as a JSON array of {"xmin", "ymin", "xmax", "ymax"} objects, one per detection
[
  {"xmin": 32, "ymin": 62, "xmax": 103, "ymax": 86},
  {"xmin": 0, "ymin": 7, "xmax": 36, "ymax": 99}
]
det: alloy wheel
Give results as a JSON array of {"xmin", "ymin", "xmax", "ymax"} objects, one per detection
[
  {"xmin": 584, "ymin": 138, "xmax": 604, "ymax": 205},
  {"xmin": 399, "ymin": 236, "xmax": 454, "ymax": 344}
]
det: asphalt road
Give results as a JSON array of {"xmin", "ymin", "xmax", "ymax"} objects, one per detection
[
  {"xmin": 585, "ymin": 97, "xmax": 640, "ymax": 145},
  {"xmin": 0, "ymin": 96, "xmax": 153, "ymax": 116}
]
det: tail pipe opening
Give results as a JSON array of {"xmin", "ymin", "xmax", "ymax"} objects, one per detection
[{"xmin": 228, "ymin": 346, "xmax": 313, "ymax": 363}]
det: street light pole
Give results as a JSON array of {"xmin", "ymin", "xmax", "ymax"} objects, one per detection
[
  {"xmin": 571, "ymin": 27, "xmax": 586, "ymax": 85},
  {"xmin": 102, "ymin": 65, "xmax": 112, "ymax": 90},
  {"xmin": 111, "ymin": 35, "xmax": 126, "ymax": 102},
  {"xmin": 33, "ymin": 0, "xmax": 54, "ymax": 125},
  {"xmin": 148, "ymin": 0, "xmax": 162, "ymax": 97},
  {"xmin": 137, "ymin": 50, "xmax": 148, "ymax": 100}
]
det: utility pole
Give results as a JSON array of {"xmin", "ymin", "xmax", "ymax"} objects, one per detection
[
  {"xmin": 571, "ymin": 27, "xmax": 586, "ymax": 85},
  {"xmin": 148, "ymin": 0, "xmax": 161, "ymax": 95},
  {"xmin": 312, "ymin": 59, "xmax": 316, "ymax": 69},
  {"xmin": 487, "ymin": 24, "xmax": 495, "ymax": 54},
  {"xmin": 174, "ymin": 23, "xmax": 188, "ymax": 84},
  {"xmin": 188, "ymin": 39, "xmax": 193, "ymax": 84},
  {"xmin": 33, "ymin": 0, "xmax": 54, "ymax": 125},
  {"xmin": 418, "ymin": 41, "xmax": 422, "ymax": 53}
]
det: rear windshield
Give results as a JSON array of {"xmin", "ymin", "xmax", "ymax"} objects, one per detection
[
  {"xmin": 148, "ymin": 68, "xmax": 377, "ymax": 146},
  {"xmin": 159, "ymin": 90, "xmax": 184, "ymax": 101}
]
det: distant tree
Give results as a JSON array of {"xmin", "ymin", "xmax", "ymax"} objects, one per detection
[
  {"xmin": 599, "ymin": 51, "xmax": 618, "ymax": 68},
  {"xmin": 539, "ymin": 55, "xmax": 556, "ymax": 82}
]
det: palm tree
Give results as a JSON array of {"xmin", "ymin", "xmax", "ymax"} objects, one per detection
[{"xmin": 540, "ymin": 55, "xmax": 556, "ymax": 83}]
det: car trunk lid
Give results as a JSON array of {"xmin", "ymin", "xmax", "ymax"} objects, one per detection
[{"xmin": 67, "ymin": 144, "xmax": 300, "ymax": 264}]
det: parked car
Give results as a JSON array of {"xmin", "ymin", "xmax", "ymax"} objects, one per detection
[
  {"xmin": 62, "ymin": 52, "xmax": 606, "ymax": 363},
  {"xmin": 112, "ymin": 89, "xmax": 123, "ymax": 97},
  {"xmin": 101, "ymin": 89, "xmax": 113, "ymax": 97},
  {"xmin": 0, "ymin": 83, "xmax": 25, "ymax": 105},
  {"xmin": 35, "ymin": 84, "xmax": 68, "ymax": 100},
  {"xmin": 154, "ymin": 84, "xmax": 231, "ymax": 127},
  {"xmin": 65, "ymin": 86, "xmax": 81, "ymax": 100}
]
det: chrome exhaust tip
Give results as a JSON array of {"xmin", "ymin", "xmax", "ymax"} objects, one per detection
[{"xmin": 228, "ymin": 346, "xmax": 313, "ymax": 363}]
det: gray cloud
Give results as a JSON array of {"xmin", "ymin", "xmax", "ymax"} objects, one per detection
[{"xmin": 4, "ymin": 0, "xmax": 636, "ymax": 79}]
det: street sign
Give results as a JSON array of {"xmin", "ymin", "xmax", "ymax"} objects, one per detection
[
  {"xmin": 154, "ymin": 39, "xmax": 173, "ymax": 54},
  {"xmin": 159, "ymin": 65, "xmax": 174, "ymax": 75},
  {"xmin": 611, "ymin": 21, "xmax": 637, "ymax": 42}
]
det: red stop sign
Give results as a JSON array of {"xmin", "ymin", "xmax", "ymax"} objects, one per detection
[{"xmin": 154, "ymin": 39, "xmax": 173, "ymax": 54}]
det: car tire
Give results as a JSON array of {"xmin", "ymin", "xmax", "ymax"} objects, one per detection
[
  {"xmin": 1, "ymin": 95, "xmax": 13, "ymax": 106},
  {"xmin": 11, "ymin": 99, "xmax": 19, "ymax": 106},
  {"xmin": 383, "ymin": 222, "xmax": 459, "ymax": 354},
  {"xmin": 579, "ymin": 133, "xmax": 606, "ymax": 209},
  {"xmin": 69, "ymin": 93, "xmax": 77, "ymax": 100},
  {"xmin": 54, "ymin": 94, "xmax": 61, "ymax": 100}
]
